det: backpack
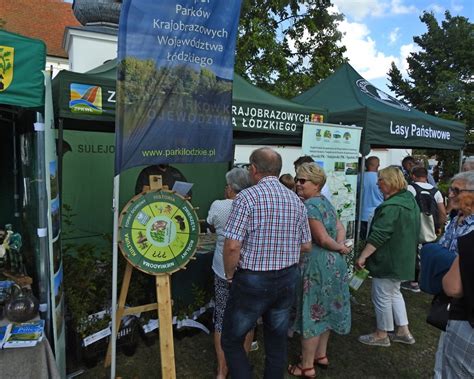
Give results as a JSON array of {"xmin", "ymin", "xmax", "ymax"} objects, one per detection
[
  {"xmin": 419, "ymin": 243, "xmax": 455, "ymax": 294},
  {"xmin": 411, "ymin": 183, "xmax": 440, "ymax": 243}
]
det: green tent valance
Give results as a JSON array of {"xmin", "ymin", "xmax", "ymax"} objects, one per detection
[
  {"xmin": 52, "ymin": 60, "xmax": 327, "ymax": 139},
  {"xmin": 231, "ymin": 73, "xmax": 325, "ymax": 137},
  {"xmin": 293, "ymin": 63, "xmax": 465, "ymax": 153},
  {"xmin": 53, "ymin": 70, "xmax": 116, "ymax": 124},
  {"xmin": 0, "ymin": 30, "xmax": 46, "ymax": 108}
]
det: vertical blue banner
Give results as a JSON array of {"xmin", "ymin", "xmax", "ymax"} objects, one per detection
[{"xmin": 115, "ymin": 0, "xmax": 242, "ymax": 174}]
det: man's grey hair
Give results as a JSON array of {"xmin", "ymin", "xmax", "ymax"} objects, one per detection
[
  {"xmin": 226, "ymin": 168, "xmax": 252, "ymax": 193},
  {"xmin": 452, "ymin": 171, "xmax": 474, "ymax": 189},
  {"xmin": 249, "ymin": 147, "xmax": 282, "ymax": 177},
  {"xmin": 462, "ymin": 157, "xmax": 474, "ymax": 172}
]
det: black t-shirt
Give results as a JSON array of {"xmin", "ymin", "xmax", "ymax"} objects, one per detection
[
  {"xmin": 134, "ymin": 165, "xmax": 190, "ymax": 195},
  {"xmin": 449, "ymin": 230, "xmax": 474, "ymax": 327}
]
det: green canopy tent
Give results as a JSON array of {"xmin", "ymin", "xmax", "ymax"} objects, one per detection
[
  {"xmin": 0, "ymin": 30, "xmax": 45, "ymax": 108},
  {"xmin": 1, "ymin": 30, "xmax": 46, "ymax": 225},
  {"xmin": 0, "ymin": 28, "xmax": 48, "ymax": 283},
  {"xmin": 0, "ymin": 29, "xmax": 58, "ymax": 363},
  {"xmin": 52, "ymin": 61, "xmax": 325, "ymax": 309},
  {"xmin": 53, "ymin": 61, "xmax": 116, "ymax": 132},
  {"xmin": 293, "ymin": 62, "xmax": 466, "ymax": 244},
  {"xmin": 293, "ymin": 63, "xmax": 465, "ymax": 155}
]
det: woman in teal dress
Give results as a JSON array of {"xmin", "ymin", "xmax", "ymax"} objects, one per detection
[{"xmin": 288, "ymin": 163, "xmax": 352, "ymax": 378}]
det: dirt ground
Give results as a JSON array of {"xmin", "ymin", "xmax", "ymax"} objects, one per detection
[{"xmin": 70, "ymin": 280, "xmax": 440, "ymax": 379}]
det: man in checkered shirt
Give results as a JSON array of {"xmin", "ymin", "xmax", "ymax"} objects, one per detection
[{"xmin": 222, "ymin": 147, "xmax": 312, "ymax": 379}]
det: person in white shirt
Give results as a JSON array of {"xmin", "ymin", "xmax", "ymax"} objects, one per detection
[
  {"xmin": 404, "ymin": 166, "xmax": 447, "ymax": 292},
  {"xmin": 402, "ymin": 156, "xmax": 437, "ymax": 187},
  {"xmin": 206, "ymin": 168, "xmax": 253, "ymax": 379},
  {"xmin": 407, "ymin": 166, "xmax": 447, "ymax": 232}
]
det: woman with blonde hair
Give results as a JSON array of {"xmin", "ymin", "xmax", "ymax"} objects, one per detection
[
  {"xmin": 357, "ymin": 166, "xmax": 420, "ymax": 346},
  {"xmin": 288, "ymin": 163, "xmax": 351, "ymax": 378}
]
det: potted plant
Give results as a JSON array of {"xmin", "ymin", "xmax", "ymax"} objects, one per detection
[{"xmin": 62, "ymin": 205, "xmax": 144, "ymax": 367}]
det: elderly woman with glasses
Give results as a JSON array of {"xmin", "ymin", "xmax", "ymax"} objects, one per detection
[
  {"xmin": 433, "ymin": 171, "xmax": 474, "ymax": 378},
  {"xmin": 438, "ymin": 172, "xmax": 474, "ymax": 252},
  {"xmin": 356, "ymin": 166, "xmax": 420, "ymax": 347},
  {"xmin": 288, "ymin": 163, "xmax": 351, "ymax": 378},
  {"xmin": 206, "ymin": 167, "xmax": 253, "ymax": 379}
]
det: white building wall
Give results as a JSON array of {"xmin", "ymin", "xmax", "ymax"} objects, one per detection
[
  {"xmin": 64, "ymin": 28, "xmax": 117, "ymax": 73},
  {"xmin": 369, "ymin": 148, "xmax": 412, "ymax": 170},
  {"xmin": 46, "ymin": 57, "xmax": 70, "ymax": 78}
]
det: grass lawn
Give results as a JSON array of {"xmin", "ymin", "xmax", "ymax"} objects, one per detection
[{"xmin": 74, "ymin": 279, "xmax": 440, "ymax": 378}]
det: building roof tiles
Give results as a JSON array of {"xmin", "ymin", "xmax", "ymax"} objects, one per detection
[{"xmin": 0, "ymin": 0, "xmax": 81, "ymax": 58}]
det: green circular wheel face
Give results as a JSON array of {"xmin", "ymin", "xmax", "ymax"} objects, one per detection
[{"xmin": 119, "ymin": 190, "xmax": 199, "ymax": 275}]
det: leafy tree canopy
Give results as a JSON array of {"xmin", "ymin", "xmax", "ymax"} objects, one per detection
[
  {"xmin": 387, "ymin": 11, "xmax": 474, "ymax": 174},
  {"xmin": 235, "ymin": 0, "xmax": 347, "ymax": 98}
]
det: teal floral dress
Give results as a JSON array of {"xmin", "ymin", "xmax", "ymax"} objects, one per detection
[{"xmin": 294, "ymin": 196, "xmax": 351, "ymax": 338}]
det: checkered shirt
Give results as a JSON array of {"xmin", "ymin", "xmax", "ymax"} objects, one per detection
[{"xmin": 224, "ymin": 176, "xmax": 311, "ymax": 271}]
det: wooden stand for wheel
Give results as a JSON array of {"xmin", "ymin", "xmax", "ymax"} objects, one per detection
[
  {"xmin": 104, "ymin": 264, "xmax": 176, "ymax": 379},
  {"xmin": 105, "ymin": 175, "xmax": 177, "ymax": 378}
]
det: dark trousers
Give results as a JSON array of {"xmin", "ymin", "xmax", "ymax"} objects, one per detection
[
  {"xmin": 221, "ymin": 265, "xmax": 297, "ymax": 379},
  {"xmin": 360, "ymin": 221, "xmax": 368, "ymax": 240},
  {"xmin": 415, "ymin": 247, "xmax": 421, "ymax": 281},
  {"xmin": 407, "ymin": 246, "xmax": 421, "ymax": 283}
]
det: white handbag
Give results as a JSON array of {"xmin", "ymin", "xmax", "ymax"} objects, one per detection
[{"xmin": 418, "ymin": 213, "xmax": 437, "ymax": 243}]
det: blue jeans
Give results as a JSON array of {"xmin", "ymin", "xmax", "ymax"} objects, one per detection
[{"xmin": 221, "ymin": 265, "xmax": 297, "ymax": 379}]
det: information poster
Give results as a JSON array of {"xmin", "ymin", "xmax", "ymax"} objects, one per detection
[{"xmin": 302, "ymin": 122, "xmax": 362, "ymax": 239}]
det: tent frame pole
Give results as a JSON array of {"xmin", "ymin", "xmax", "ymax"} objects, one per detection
[
  {"xmin": 12, "ymin": 119, "xmax": 20, "ymax": 223},
  {"xmin": 35, "ymin": 114, "xmax": 52, "ymax": 341},
  {"xmin": 355, "ymin": 155, "xmax": 366, "ymax": 248},
  {"xmin": 57, "ymin": 118, "xmax": 64, "ymax": 203},
  {"xmin": 111, "ymin": 174, "xmax": 120, "ymax": 379}
]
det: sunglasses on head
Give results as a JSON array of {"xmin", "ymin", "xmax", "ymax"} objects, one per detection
[
  {"xmin": 449, "ymin": 186, "xmax": 474, "ymax": 196},
  {"xmin": 294, "ymin": 178, "xmax": 309, "ymax": 184}
]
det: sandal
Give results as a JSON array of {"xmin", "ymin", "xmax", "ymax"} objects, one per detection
[
  {"xmin": 299, "ymin": 354, "xmax": 330, "ymax": 369},
  {"xmin": 315, "ymin": 355, "xmax": 329, "ymax": 369},
  {"xmin": 288, "ymin": 363, "xmax": 316, "ymax": 378}
]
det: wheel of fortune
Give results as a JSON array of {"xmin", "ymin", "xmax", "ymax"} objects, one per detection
[{"xmin": 118, "ymin": 189, "xmax": 199, "ymax": 275}]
